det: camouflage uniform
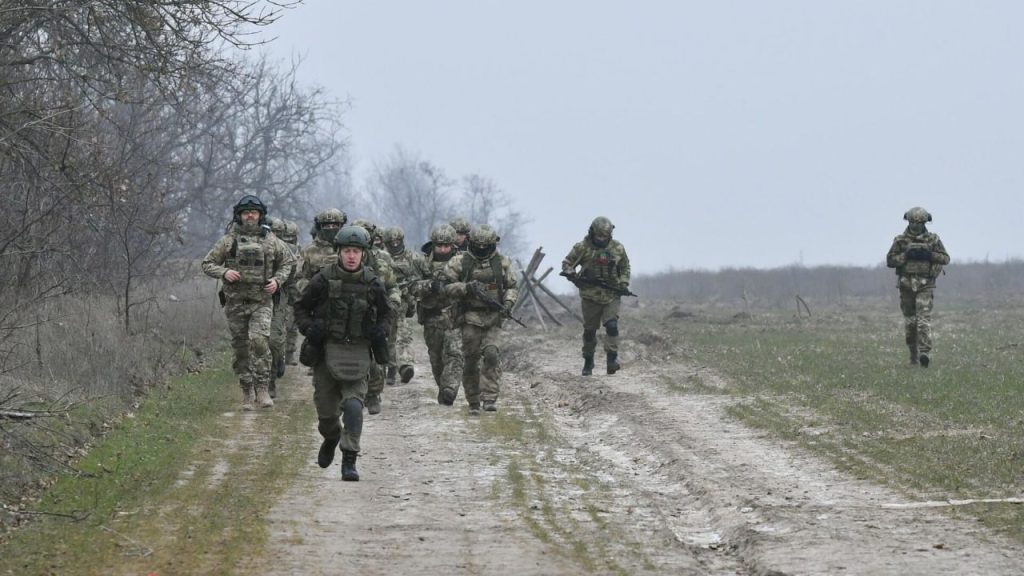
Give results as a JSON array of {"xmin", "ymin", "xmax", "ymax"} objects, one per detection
[
  {"xmin": 293, "ymin": 225, "xmax": 392, "ymax": 481},
  {"xmin": 202, "ymin": 196, "xmax": 295, "ymax": 409},
  {"xmin": 886, "ymin": 207, "xmax": 950, "ymax": 367},
  {"xmin": 383, "ymin": 226, "xmax": 429, "ymax": 386},
  {"xmin": 562, "ymin": 216, "xmax": 631, "ymax": 375},
  {"xmin": 443, "ymin": 225, "xmax": 519, "ymax": 412},
  {"xmin": 412, "ymin": 225, "xmax": 464, "ymax": 404},
  {"xmin": 282, "ymin": 220, "xmax": 302, "ymax": 364},
  {"xmin": 353, "ymin": 220, "xmax": 402, "ymax": 415},
  {"xmin": 268, "ymin": 218, "xmax": 301, "ymax": 397},
  {"xmin": 450, "ymin": 217, "xmax": 471, "ymax": 252}
]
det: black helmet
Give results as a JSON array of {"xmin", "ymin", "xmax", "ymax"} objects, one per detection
[{"xmin": 232, "ymin": 195, "xmax": 267, "ymax": 224}]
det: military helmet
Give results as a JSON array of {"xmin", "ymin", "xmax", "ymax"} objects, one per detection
[
  {"xmin": 269, "ymin": 216, "xmax": 286, "ymax": 235},
  {"xmin": 282, "ymin": 220, "xmax": 299, "ymax": 243},
  {"xmin": 314, "ymin": 208, "xmax": 347, "ymax": 230},
  {"xmin": 333, "ymin": 225, "xmax": 372, "ymax": 249},
  {"xmin": 430, "ymin": 224, "xmax": 457, "ymax": 245},
  {"xmin": 903, "ymin": 207, "xmax": 932, "ymax": 223},
  {"xmin": 589, "ymin": 216, "xmax": 615, "ymax": 237},
  {"xmin": 382, "ymin": 226, "xmax": 405, "ymax": 244},
  {"xmin": 468, "ymin": 224, "xmax": 500, "ymax": 259},
  {"xmin": 232, "ymin": 194, "xmax": 267, "ymax": 224},
  {"xmin": 449, "ymin": 217, "xmax": 471, "ymax": 235}
]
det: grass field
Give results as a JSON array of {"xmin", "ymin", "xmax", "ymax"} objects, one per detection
[{"xmin": 636, "ymin": 298, "xmax": 1024, "ymax": 541}]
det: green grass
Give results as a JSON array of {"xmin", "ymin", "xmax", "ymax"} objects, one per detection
[
  {"xmin": 0, "ymin": 352, "xmax": 315, "ymax": 575},
  {"xmin": 649, "ymin": 303, "xmax": 1024, "ymax": 540}
]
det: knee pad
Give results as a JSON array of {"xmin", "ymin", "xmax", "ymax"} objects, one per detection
[
  {"xmin": 603, "ymin": 318, "xmax": 619, "ymax": 337},
  {"xmin": 482, "ymin": 345, "xmax": 500, "ymax": 368},
  {"xmin": 251, "ymin": 334, "xmax": 270, "ymax": 356},
  {"xmin": 583, "ymin": 329, "xmax": 598, "ymax": 343},
  {"xmin": 342, "ymin": 398, "xmax": 363, "ymax": 435}
]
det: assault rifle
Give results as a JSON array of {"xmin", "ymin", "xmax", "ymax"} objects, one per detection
[
  {"xmin": 467, "ymin": 280, "xmax": 527, "ymax": 328},
  {"xmin": 560, "ymin": 272, "xmax": 637, "ymax": 297}
]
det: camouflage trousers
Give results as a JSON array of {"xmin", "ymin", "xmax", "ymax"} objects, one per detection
[
  {"xmin": 387, "ymin": 308, "xmax": 416, "ymax": 370},
  {"xmin": 423, "ymin": 314, "xmax": 463, "ymax": 399},
  {"xmin": 312, "ymin": 360, "xmax": 367, "ymax": 453},
  {"xmin": 224, "ymin": 300, "xmax": 273, "ymax": 389},
  {"xmin": 899, "ymin": 286, "xmax": 935, "ymax": 354},
  {"xmin": 581, "ymin": 297, "xmax": 621, "ymax": 356},
  {"xmin": 285, "ymin": 307, "xmax": 299, "ymax": 362},
  {"xmin": 270, "ymin": 299, "xmax": 292, "ymax": 372},
  {"xmin": 460, "ymin": 323, "xmax": 502, "ymax": 405}
]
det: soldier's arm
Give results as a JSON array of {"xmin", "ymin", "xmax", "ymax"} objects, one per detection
[
  {"xmin": 371, "ymin": 279, "xmax": 395, "ymax": 329},
  {"xmin": 270, "ymin": 238, "xmax": 296, "ymax": 288},
  {"xmin": 442, "ymin": 255, "xmax": 468, "ymax": 298},
  {"xmin": 617, "ymin": 245, "xmax": 631, "ymax": 287},
  {"xmin": 502, "ymin": 257, "xmax": 519, "ymax": 308},
  {"xmin": 201, "ymin": 236, "xmax": 233, "ymax": 279},
  {"xmin": 561, "ymin": 242, "xmax": 584, "ymax": 274},
  {"xmin": 930, "ymin": 237, "xmax": 950, "ymax": 265},
  {"xmin": 292, "ymin": 273, "xmax": 327, "ymax": 334},
  {"xmin": 885, "ymin": 237, "xmax": 905, "ymax": 268}
]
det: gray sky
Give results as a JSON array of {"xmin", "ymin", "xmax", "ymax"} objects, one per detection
[{"xmin": 262, "ymin": 1, "xmax": 1024, "ymax": 275}]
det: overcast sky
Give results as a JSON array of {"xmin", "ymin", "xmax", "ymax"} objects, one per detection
[{"xmin": 261, "ymin": 1, "xmax": 1024, "ymax": 275}]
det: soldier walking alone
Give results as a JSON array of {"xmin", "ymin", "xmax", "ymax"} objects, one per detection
[{"xmin": 886, "ymin": 207, "xmax": 950, "ymax": 367}]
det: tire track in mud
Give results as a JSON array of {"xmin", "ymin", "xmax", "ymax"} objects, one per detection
[{"xmin": 525, "ymin": 332, "xmax": 1024, "ymax": 575}]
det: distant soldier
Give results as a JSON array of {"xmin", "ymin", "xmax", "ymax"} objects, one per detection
[
  {"xmin": 443, "ymin": 225, "xmax": 519, "ymax": 413},
  {"xmin": 282, "ymin": 220, "xmax": 302, "ymax": 365},
  {"xmin": 293, "ymin": 225, "xmax": 392, "ymax": 481},
  {"xmin": 382, "ymin": 226, "xmax": 429, "ymax": 386},
  {"xmin": 449, "ymin": 217, "xmax": 471, "ymax": 252},
  {"xmin": 412, "ymin": 225, "xmax": 465, "ymax": 405},
  {"xmin": 561, "ymin": 216, "xmax": 631, "ymax": 376},
  {"xmin": 202, "ymin": 195, "xmax": 295, "ymax": 410},
  {"xmin": 352, "ymin": 219, "xmax": 402, "ymax": 415},
  {"xmin": 300, "ymin": 208, "xmax": 347, "ymax": 285},
  {"xmin": 886, "ymin": 207, "xmax": 950, "ymax": 367},
  {"xmin": 267, "ymin": 217, "xmax": 299, "ymax": 397}
]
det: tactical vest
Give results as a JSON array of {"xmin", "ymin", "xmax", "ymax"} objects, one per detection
[
  {"xmin": 580, "ymin": 246, "xmax": 618, "ymax": 281},
  {"xmin": 304, "ymin": 240, "xmax": 337, "ymax": 278},
  {"xmin": 321, "ymin": 265, "xmax": 379, "ymax": 343},
  {"xmin": 461, "ymin": 253, "xmax": 505, "ymax": 308}
]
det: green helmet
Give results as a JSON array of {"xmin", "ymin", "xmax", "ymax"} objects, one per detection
[
  {"xmin": 430, "ymin": 224, "xmax": 457, "ymax": 245},
  {"xmin": 468, "ymin": 224, "xmax": 500, "ymax": 259},
  {"xmin": 449, "ymin": 217, "xmax": 471, "ymax": 235},
  {"xmin": 232, "ymin": 194, "xmax": 267, "ymax": 224},
  {"xmin": 903, "ymin": 207, "xmax": 932, "ymax": 223},
  {"xmin": 382, "ymin": 226, "xmax": 405, "ymax": 256},
  {"xmin": 333, "ymin": 225, "xmax": 371, "ymax": 249}
]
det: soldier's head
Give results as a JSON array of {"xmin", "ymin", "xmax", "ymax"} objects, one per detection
[
  {"xmin": 333, "ymin": 225, "xmax": 371, "ymax": 272},
  {"xmin": 269, "ymin": 216, "xmax": 286, "ymax": 237},
  {"xmin": 352, "ymin": 219, "xmax": 381, "ymax": 248},
  {"xmin": 468, "ymin": 224, "xmax": 499, "ymax": 260},
  {"xmin": 314, "ymin": 208, "xmax": 347, "ymax": 243},
  {"xmin": 282, "ymin": 220, "xmax": 299, "ymax": 245},
  {"xmin": 588, "ymin": 216, "xmax": 614, "ymax": 248},
  {"xmin": 382, "ymin": 226, "xmax": 405, "ymax": 257},
  {"xmin": 449, "ymin": 217, "xmax": 471, "ymax": 249},
  {"xmin": 430, "ymin": 224, "xmax": 457, "ymax": 262},
  {"xmin": 232, "ymin": 195, "xmax": 267, "ymax": 232},
  {"xmin": 903, "ymin": 206, "xmax": 931, "ymax": 235}
]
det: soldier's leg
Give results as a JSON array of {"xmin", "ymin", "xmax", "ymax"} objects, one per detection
[
  {"xmin": 249, "ymin": 304, "xmax": 275, "ymax": 408},
  {"xmin": 580, "ymin": 299, "xmax": 603, "ymax": 375},
  {"xmin": 339, "ymin": 375, "xmax": 368, "ymax": 481},
  {"xmin": 225, "ymin": 304, "xmax": 255, "ymax": 408},
  {"xmin": 479, "ymin": 326, "xmax": 502, "ymax": 411},
  {"xmin": 365, "ymin": 363, "xmax": 384, "ymax": 415},
  {"xmin": 423, "ymin": 320, "xmax": 445, "ymax": 386},
  {"xmin": 386, "ymin": 313, "xmax": 399, "ymax": 386},
  {"xmin": 397, "ymin": 313, "xmax": 415, "ymax": 383},
  {"xmin": 441, "ymin": 326, "xmax": 464, "ymax": 402},
  {"xmin": 313, "ymin": 362, "xmax": 343, "ymax": 468},
  {"xmin": 601, "ymin": 299, "xmax": 622, "ymax": 374},
  {"xmin": 461, "ymin": 324, "xmax": 483, "ymax": 408},
  {"xmin": 899, "ymin": 287, "xmax": 918, "ymax": 363},
  {"xmin": 915, "ymin": 289, "xmax": 935, "ymax": 364},
  {"xmin": 269, "ymin": 302, "xmax": 287, "ymax": 397}
]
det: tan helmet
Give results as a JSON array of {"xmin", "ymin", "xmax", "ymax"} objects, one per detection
[
  {"xmin": 382, "ymin": 226, "xmax": 405, "ymax": 256},
  {"xmin": 282, "ymin": 220, "xmax": 299, "ymax": 244},
  {"xmin": 468, "ymin": 224, "xmax": 500, "ymax": 259},
  {"xmin": 903, "ymin": 207, "xmax": 932, "ymax": 223},
  {"xmin": 449, "ymin": 217, "xmax": 471, "ymax": 235},
  {"xmin": 430, "ymin": 224, "xmax": 457, "ymax": 245}
]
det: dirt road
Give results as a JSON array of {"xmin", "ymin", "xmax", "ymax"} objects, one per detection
[{"xmin": 249, "ymin": 328, "xmax": 1024, "ymax": 575}]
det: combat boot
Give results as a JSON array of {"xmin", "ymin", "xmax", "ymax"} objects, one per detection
[
  {"xmin": 386, "ymin": 366, "xmax": 397, "ymax": 386},
  {"xmin": 582, "ymin": 355, "xmax": 595, "ymax": 376},
  {"xmin": 482, "ymin": 401, "xmax": 497, "ymax": 412},
  {"xmin": 268, "ymin": 378, "xmax": 276, "ymax": 399},
  {"xmin": 399, "ymin": 364, "xmax": 415, "ymax": 383},
  {"xmin": 256, "ymin": 384, "xmax": 274, "ymax": 408},
  {"xmin": 919, "ymin": 353, "xmax": 930, "ymax": 368},
  {"xmin": 341, "ymin": 451, "xmax": 359, "ymax": 481},
  {"xmin": 365, "ymin": 394, "xmax": 381, "ymax": 415},
  {"xmin": 285, "ymin": 351, "xmax": 297, "ymax": 365},
  {"xmin": 606, "ymin": 351, "xmax": 620, "ymax": 375},
  {"xmin": 275, "ymin": 357, "xmax": 286, "ymax": 378},
  {"xmin": 317, "ymin": 437, "xmax": 340, "ymax": 468},
  {"xmin": 241, "ymin": 384, "xmax": 256, "ymax": 412},
  {"xmin": 468, "ymin": 402, "xmax": 481, "ymax": 416},
  {"xmin": 438, "ymin": 388, "xmax": 456, "ymax": 406}
]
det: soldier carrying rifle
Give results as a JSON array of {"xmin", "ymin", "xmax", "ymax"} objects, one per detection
[{"xmin": 561, "ymin": 216, "xmax": 632, "ymax": 376}]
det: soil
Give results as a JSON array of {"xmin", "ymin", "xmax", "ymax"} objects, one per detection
[{"xmin": 250, "ymin": 328, "xmax": 1024, "ymax": 575}]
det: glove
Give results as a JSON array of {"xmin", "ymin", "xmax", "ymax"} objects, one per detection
[
  {"xmin": 303, "ymin": 320, "xmax": 327, "ymax": 345},
  {"xmin": 370, "ymin": 323, "xmax": 389, "ymax": 341},
  {"xmin": 430, "ymin": 279, "xmax": 444, "ymax": 295},
  {"xmin": 560, "ymin": 270, "xmax": 578, "ymax": 281},
  {"xmin": 502, "ymin": 301, "xmax": 515, "ymax": 314},
  {"xmin": 405, "ymin": 303, "xmax": 416, "ymax": 318}
]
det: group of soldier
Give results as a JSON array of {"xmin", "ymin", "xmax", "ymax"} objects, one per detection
[{"xmin": 201, "ymin": 194, "xmax": 634, "ymax": 481}]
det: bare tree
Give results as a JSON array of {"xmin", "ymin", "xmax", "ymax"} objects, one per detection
[
  {"xmin": 365, "ymin": 146, "xmax": 455, "ymax": 244},
  {"xmin": 460, "ymin": 173, "xmax": 529, "ymax": 259}
]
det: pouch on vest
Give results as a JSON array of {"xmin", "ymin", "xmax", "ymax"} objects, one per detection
[
  {"xmin": 324, "ymin": 341, "xmax": 372, "ymax": 380},
  {"xmin": 903, "ymin": 242, "xmax": 933, "ymax": 276},
  {"xmin": 299, "ymin": 338, "xmax": 322, "ymax": 367}
]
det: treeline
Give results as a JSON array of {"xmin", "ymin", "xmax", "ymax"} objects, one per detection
[{"xmin": 634, "ymin": 260, "xmax": 1024, "ymax": 309}]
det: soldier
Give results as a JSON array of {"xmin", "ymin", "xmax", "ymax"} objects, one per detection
[
  {"xmin": 412, "ymin": 225, "xmax": 465, "ymax": 405},
  {"xmin": 382, "ymin": 226, "xmax": 429, "ymax": 386},
  {"xmin": 442, "ymin": 224, "xmax": 519, "ymax": 413},
  {"xmin": 450, "ymin": 217, "xmax": 471, "ymax": 252},
  {"xmin": 886, "ymin": 207, "xmax": 950, "ymax": 368},
  {"xmin": 266, "ymin": 217, "xmax": 298, "ymax": 398},
  {"xmin": 202, "ymin": 195, "xmax": 295, "ymax": 410},
  {"xmin": 282, "ymin": 220, "xmax": 302, "ymax": 365},
  {"xmin": 300, "ymin": 208, "xmax": 347, "ymax": 286},
  {"xmin": 293, "ymin": 225, "xmax": 392, "ymax": 481},
  {"xmin": 561, "ymin": 216, "xmax": 631, "ymax": 376},
  {"xmin": 352, "ymin": 219, "xmax": 402, "ymax": 415}
]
